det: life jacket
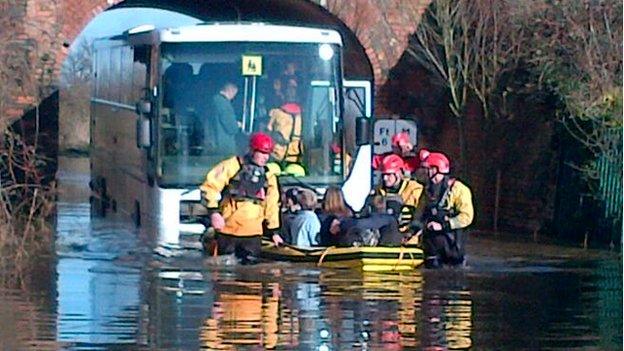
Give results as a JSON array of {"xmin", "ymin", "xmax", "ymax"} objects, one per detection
[
  {"xmin": 382, "ymin": 187, "xmax": 413, "ymax": 234},
  {"xmin": 224, "ymin": 157, "xmax": 269, "ymax": 203},
  {"xmin": 201, "ymin": 156, "xmax": 281, "ymax": 236},
  {"xmin": 373, "ymin": 179, "xmax": 423, "ymax": 234},
  {"xmin": 424, "ymin": 177, "xmax": 457, "ymax": 225}
]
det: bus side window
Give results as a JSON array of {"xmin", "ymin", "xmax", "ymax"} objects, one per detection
[{"xmin": 131, "ymin": 46, "xmax": 149, "ymax": 104}]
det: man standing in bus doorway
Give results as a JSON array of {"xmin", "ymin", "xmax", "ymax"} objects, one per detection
[
  {"xmin": 205, "ymin": 81, "xmax": 241, "ymax": 156},
  {"xmin": 415, "ymin": 149, "xmax": 474, "ymax": 269},
  {"xmin": 200, "ymin": 132, "xmax": 282, "ymax": 263}
]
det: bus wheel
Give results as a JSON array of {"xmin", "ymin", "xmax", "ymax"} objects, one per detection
[{"xmin": 132, "ymin": 200, "xmax": 141, "ymax": 227}]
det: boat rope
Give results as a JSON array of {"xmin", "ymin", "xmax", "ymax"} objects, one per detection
[
  {"xmin": 317, "ymin": 246, "xmax": 336, "ymax": 267},
  {"xmin": 393, "ymin": 247, "xmax": 417, "ymax": 270},
  {"xmin": 392, "ymin": 246, "xmax": 406, "ymax": 270}
]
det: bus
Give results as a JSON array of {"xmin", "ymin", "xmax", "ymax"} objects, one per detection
[{"xmin": 90, "ymin": 23, "xmax": 373, "ymax": 246}]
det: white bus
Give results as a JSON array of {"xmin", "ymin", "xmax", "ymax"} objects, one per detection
[{"xmin": 90, "ymin": 23, "xmax": 373, "ymax": 246}]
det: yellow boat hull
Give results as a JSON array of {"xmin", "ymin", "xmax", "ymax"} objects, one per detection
[{"xmin": 261, "ymin": 240, "xmax": 424, "ymax": 271}]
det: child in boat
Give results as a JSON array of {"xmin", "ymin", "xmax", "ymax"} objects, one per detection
[
  {"xmin": 279, "ymin": 188, "xmax": 302, "ymax": 244},
  {"xmin": 289, "ymin": 188, "xmax": 321, "ymax": 248},
  {"xmin": 317, "ymin": 186, "xmax": 354, "ymax": 246}
]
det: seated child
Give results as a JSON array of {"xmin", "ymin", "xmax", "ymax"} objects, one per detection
[
  {"xmin": 289, "ymin": 189, "xmax": 321, "ymax": 248},
  {"xmin": 280, "ymin": 188, "xmax": 301, "ymax": 244},
  {"xmin": 317, "ymin": 186, "xmax": 353, "ymax": 246}
]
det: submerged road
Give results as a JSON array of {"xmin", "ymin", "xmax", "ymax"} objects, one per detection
[{"xmin": 0, "ymin": 156, "xmax": 621, "ymax": 350}]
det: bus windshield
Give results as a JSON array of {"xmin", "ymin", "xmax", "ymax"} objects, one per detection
[{"xmin": 157, "ymin": 42, "xmax": 343, "ymax": 188}]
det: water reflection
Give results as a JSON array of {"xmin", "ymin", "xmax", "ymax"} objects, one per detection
[
  {"xmin": 55, "ymin": 157, "xmax": 144, "ymax": 349},
  {"xmin": 56, "ymin": 258, "xmax": 140, "ymax": 345},
  {"xmin": 420, "ymin": 272, "xmax": 472, "ymax": 350},
  {"xmin": 183, "ymin": 268, "xmax": 453, "ymax": 351},
  {"xmin": 0, "ymin": 156, "xmax": 619, "ymax": 350}
]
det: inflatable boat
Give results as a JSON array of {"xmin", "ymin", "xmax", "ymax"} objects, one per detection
[{"xmin": 260, "ymin": 240, "xmax": 424, "ymax": 271}]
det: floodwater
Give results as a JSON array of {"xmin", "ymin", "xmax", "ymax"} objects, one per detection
[{"xmin": 0, "ymin": 156, "xmax": 621, "ymax": 350}]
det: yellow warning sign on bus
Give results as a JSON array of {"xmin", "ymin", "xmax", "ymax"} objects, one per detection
[{"xmin": 242, "ymin": 55, "xmax": 262, "ymax": 76}]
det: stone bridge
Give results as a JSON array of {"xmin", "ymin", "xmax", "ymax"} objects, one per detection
[{"xmin": 0, "ymin": 0, "xmax": 430, "ymax": 130}]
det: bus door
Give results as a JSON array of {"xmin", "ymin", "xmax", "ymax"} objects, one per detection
[
  {"xmin": 308, "ymin": 80, "xmax": 340, "ymax": 174},
  {"xmin": 134, "ymin": 44, "xmax": 158, "ymax": 184},
  {"xmin": 342, "ymin": 80, "xmax": 373, "ymax": 212}
]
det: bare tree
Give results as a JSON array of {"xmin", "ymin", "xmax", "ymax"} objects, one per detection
[
  {"xmin": 531, "ymin": 0, "xmax": 622, "ymax": 167},
  {"xmin": 61, "ymin": 38, "xmax": 93, "ymax": 89},
  {"xmin": 60, "ymin": 38, "xmax": 93, "ymax": 151},
  {"xmin": 530, "ymin": 0, "xmax": 622, "ymax": 242},
  {"xmin": 467, "ymin": 0, "xmax": 535, "ymax": 121},
  {"xmin": 406, "ymin": 0, "xmax": 474, "ymax": 173},
  {"xmin": 0, "ymin": 0, "xmax": 61, "ymax": 257}
]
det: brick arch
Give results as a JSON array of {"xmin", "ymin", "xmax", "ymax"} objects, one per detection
[{"xmin": 0, "ymin": 0, "xmax": 430, "ymax": 129}]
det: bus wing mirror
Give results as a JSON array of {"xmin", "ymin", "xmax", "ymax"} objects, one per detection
[
  {"xmin": 136, "ymin": 99, "xmax": 152, "ymax": 115},
  {"xmin": 355, "ymin": 117, "xmax": 371, "ymax": 146},
  {"xmin": 136, "ymin": 116, "xmax": 151, "ymax": 148}
]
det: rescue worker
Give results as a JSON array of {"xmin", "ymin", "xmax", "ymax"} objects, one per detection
[
  {"xmin": 200, "ymin": 132, "xmax": 282, "ymax": 262},
  {"xmin": 416, "ymin": 149, "xmax": 474, "ymax": 268},
  {"xmin": 363, "ymin": 154, "xmax": 424, "ymax": 244},
  {"xmin": 372, "ymin": 132, "xmax": 419, "ymax": 175},
  {"xmin": 267, "ymin": 85, "xmax": 303, "ymax": 163}
]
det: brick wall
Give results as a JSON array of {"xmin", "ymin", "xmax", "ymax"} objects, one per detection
[{"xmin": 326, "ymin": 0, "xmax": 431, "ymax": 114}]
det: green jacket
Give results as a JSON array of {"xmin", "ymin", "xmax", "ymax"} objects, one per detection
[{"xmin": 208, "ymin": 93, "xmax": 238, "ymax": 155}]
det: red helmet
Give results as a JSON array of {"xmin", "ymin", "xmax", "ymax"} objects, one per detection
[
  {"xmin": 391, "ymin": 132, "xmax": 411, "ymax": 147},
  {"xmin": 249, "ymin": 132, "xmax": 275, "ymax": 153},
  {"xmin": 419, "ymin": 149, "xmax": 450, "ymax": 174},
  {"xmin": 380, "ymin": 154, "xmax": 405, "ymax": 175}
]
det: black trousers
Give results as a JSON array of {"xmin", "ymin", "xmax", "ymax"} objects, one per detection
[
  {"xmin": 422, "ymin": 229, "xmax": 465, "ymax": 267},
  {"xmin": 215, "ymin": 233, "xmax": 262, "ymax": 260}
]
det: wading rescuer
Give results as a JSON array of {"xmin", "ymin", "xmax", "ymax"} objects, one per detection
[
  {"xmin": 364, "ymin": 154, "xmax": 424, "ymax": 244},
  {"xmin": 416, "ymin": 149, "xmax": 474, "ymax": 268},
  {"xmin": 200, "ymin": 132, "xmax": 282, "ymax": 262}
]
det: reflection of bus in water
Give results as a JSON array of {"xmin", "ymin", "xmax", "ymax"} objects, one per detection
[{"xmin": 90, "ymin": 23, "xmax": 373, "ymax": 245}]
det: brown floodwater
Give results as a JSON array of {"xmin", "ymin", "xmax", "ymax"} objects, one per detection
[{"xmin": 0, "ymin": 156, "xmax": 621, "ymax": 350}]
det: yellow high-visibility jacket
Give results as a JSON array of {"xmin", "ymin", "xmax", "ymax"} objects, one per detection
[
  {"xmin": 267, "ymin": 103, "xmax": 302, "ymax": 163},
  {"xmin": 200, "ymin": 156, "xmax": 280, "ymax": 236},
  {"xmin": 371, "ymin": 179, "xmax": 424, "ymax": 234},
  {"xmin": 416, "ymin": 179, "xmax": 474, "ymax": 230}
]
